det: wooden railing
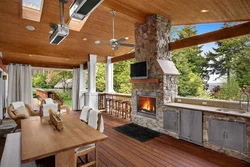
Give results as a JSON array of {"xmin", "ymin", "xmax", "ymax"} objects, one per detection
[
  {"xmin": 35, "ymin": 89, "xmax": 64, "ymax": 105},
  {"xmin": 98, "ymin": 93, "xmax": 132, "ymax": 119}
]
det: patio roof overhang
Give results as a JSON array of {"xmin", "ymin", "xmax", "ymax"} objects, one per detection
[{"xmin": 0, "ymin": 0, "xmax": 249, "ymax": 69}]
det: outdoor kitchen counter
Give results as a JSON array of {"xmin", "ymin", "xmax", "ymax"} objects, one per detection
[{"xmin": 165, "ymin": 102, "xmax": 250, "ymax": 118}]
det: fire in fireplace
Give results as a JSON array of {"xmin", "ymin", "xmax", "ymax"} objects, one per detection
[{"xmin": 138, "ymin": 96, "xmax": 156, "ymax": 115}]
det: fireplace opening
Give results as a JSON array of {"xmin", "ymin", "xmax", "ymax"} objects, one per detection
[{"xmin": 138, "ymin": 96, "xmax": 156, "ymax": 115}]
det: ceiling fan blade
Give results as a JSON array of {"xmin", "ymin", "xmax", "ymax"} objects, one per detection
[
  {"xmin": 119, "ymin": 43, "xmax": 135, "ymax": 47},
  {"xmin": 112, "ymin": 45, "xmax": 119, "ymax": 50},
  {"xmin": 117, "ymin": 38, "xmax": 127, "ymax": 43}
]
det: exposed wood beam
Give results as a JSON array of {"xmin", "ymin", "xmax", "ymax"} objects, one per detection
[
  {"xmin": 0, "ymin": 58, "xmax": 8, "ymax": 73},
  {"xmin": 169, "ymin": 22, "xmax": 250, "ymax": 51},
  {"xmin": 3, "ymin": 59, "xmax": 76, "ymax": 69},
  {"xmin": 0, "ymin": 42, "xmax": 89, "ymax": 61},
  {"xmin": 111, "ymin": 52, "xmax": 135, "ymax": 63}
]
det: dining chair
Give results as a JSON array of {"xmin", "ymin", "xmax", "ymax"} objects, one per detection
[
  {"xmin": 40, "ymin": 98, "xmax": 59, "ymax": 117},
  {"xmin": 75, "ymin": 109, "xmax": 104, "ymax": 167},
  {"xmin": 79, "ymin": 106, "xmax": 92, "ymax": 123}
]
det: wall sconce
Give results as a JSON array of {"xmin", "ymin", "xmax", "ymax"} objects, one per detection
[{"xmin": 3, "ymin": 75, "xmax": 7, "ymax": 80}]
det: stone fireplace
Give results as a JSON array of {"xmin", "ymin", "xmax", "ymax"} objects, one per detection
[
  {"xmin": 137, "ymin": 91, "xmax": 156, "ymax": 119},
  {"xmin": 131, "ymin": 14, "xmax": 179, "ymax": 132}
]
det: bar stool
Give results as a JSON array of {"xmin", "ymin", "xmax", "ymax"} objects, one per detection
[
  {"xmin": 111, "ymin": 99, "xmax": 117, "ymax": 116},
  {"xmin": 116, "ymin": 100, "xmax": 123, "ymax": 117},
  {"xmin": 122, "ymin": 101, "xmax": 128, "ymax": 119},
  {"xmin": 125, "ymin": 101, "xmax": 131, "ymax": 120}
]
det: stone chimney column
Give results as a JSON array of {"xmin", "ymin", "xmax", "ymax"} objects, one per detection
[{"xmin": 131, "ymin": 14, "xmax": 179, "ymax": 132}]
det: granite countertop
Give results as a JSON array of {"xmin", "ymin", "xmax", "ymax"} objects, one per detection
[{"xmin": 165, "ymin": 103, "xmax": 250, "ymax": 118}]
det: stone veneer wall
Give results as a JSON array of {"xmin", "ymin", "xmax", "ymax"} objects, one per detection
[
  {"xmin": 203, "ymin": 112, "xmax": 250, "ymax": 162},
  {"xmin": 131, "ymin": 14, "xmax": 178, "ymax": 132}
]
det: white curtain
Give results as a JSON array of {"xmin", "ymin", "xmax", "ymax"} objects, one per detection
[
  {"xmin": 7, "ymin": 64, "xmax": 33, "ymax": 107},
  {"xmin": 0, "ymin": 69, "xmax": 5, "ymax": 119},
  {"xmin": 72, "ymin": 68, "xmax": 80, "ymax": 110}
]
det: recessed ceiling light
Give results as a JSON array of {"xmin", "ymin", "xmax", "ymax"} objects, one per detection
[
  {"xmin": 95, "ymin": 40, "xmax": 101, "ymax": 44},
  {"xmin": 201, "ymin": 9, "xmax": 209, "ymax": 13},
  {"xmin": 49, "ymin": 30, "xmax": 53, "ymax": 34},
  {"xmin": 83, "ymin": 38, "xmax": 87, "ymax": 41},
  {"xmin": 125, "ymin": 37, "xmax": 129, "ymax": 40},
  {"xmin": 26, "ymin": 25, "xmax": 35, "ymax": 31},
  {"xmin": 29, "ymin": 55, "xmax": 32, "ymax": 57}
]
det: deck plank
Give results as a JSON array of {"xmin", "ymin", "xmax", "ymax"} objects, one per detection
[
  {"xmin": 1, "ymin": 111, "xmax": 249, "ymax": 167},
  {"xmin": 95, "ymin": 112, "xmax": 249, "ymax": 167}
]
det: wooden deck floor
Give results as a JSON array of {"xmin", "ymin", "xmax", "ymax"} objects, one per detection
[
  {"xmin": 70, "ymin": 111, "xmax": 250, "ymax": 167},
  {"xmin": 0, "ymin": 111, "xmax": 249, "ymax": 167}
]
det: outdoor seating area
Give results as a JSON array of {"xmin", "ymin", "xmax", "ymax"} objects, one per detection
[{"xmin": 0, "ymin": 0, "xmax": 250, "ymax": 166}]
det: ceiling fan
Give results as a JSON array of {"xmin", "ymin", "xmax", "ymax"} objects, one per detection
[{"xmin": 109, "ymin": 10, "xmax": 135, "ymax": 50}]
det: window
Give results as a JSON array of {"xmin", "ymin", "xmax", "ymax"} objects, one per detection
[{"xmin": 22, "ymin": 0, "xmax": 44, "ymax": 22}]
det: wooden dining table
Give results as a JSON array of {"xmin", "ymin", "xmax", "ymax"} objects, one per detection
[{"xmin": 21, "ymin": 114, "xmax": 108, "ymax": 167}]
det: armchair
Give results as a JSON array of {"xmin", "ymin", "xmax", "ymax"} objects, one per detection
[{"xmin": 8, "ymin": 103, "xmax": 40, "ymax": 129}]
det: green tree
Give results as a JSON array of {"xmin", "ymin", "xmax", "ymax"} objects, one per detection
[
  {"xmin": 96, "ymin": 63, "xmax": 106, "ymax": 92},
  {"xmin": 233, "ymin": 39, "xmax": 250, "ymax": 87},
  {"xmin": 58, "ymin": 71, "xmax": 73, "ymax": 92},
  {"xmin": 215, "ymin": 77, "xmax": 240, "ymax": 100},
  {"xmin": 32, "ymin": 70, "xmax": 73, "ymax": 90},
  {"xmin": 32, "ymin": 72, "xmax": 48, "ymax": 88},
  {"xmin": 113, "ymin": 59, "xmax": 135, "ymax": 94},
  {"xmin": 206, "ymin": 23, "xmax": 250, "ymax": 83},
  {"xmin": 172, "ymin": 25, "xmax": 207, "ymax": 96}
]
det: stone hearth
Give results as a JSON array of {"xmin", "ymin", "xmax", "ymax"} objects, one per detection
[{"xmin": 131, "ymin": 14, "xmax": 179, "ymax": 132}]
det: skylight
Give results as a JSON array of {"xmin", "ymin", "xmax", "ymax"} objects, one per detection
[
  {"xmin": 22, "ymin": 0, "xmax": 44, "ymax": 22},
  {"xmin": 23, "ymin": 0, "xmax": 42, "ymax": 11}
]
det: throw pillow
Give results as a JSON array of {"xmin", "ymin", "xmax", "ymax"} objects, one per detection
[{"xmin": 13, "ymin": 105, "xmax": 29, "ymax": 118}]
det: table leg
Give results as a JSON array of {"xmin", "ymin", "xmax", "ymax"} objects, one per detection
[{"xmin": 55, "ymin": 149, "xmax": 75, "ymax": 167}]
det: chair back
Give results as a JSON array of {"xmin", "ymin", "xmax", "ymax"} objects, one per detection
[
  {"xmin": 41, "ymin": 98, "xmax": 59, "ymax": 117},
  {"xmin": 80, "ymin": 106, "xmax": 92, "ymax": 123},
  {"xmin": 44, "ymin": 98, "xmax": 54, "ymax": 104},
  {"xmin": 88, "ymin": 109, "xmax": 104, "ymax": 133},
  {"xmin": 42, "ymin": 103, "xmax": 58, "ymax": 117}
]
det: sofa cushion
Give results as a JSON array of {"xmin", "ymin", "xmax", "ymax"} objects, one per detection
[{"xmin": 13, "ymin": 105, "xmax": 29, "ymax": 118}]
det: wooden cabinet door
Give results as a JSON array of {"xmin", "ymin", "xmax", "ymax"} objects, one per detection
[
  {"xmin": 224, "ymin": 122, "xmax": 246, "ymax": 153},
  {"xmin": 164, "ymin": 111, "xmax": 178, "ymax": 133},
  {"xmin": 180, "ymin": 109, "xmax": 192, "ymax": 140}
]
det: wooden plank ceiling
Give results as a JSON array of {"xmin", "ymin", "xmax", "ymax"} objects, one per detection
[{"xmin": 0, "ymin": 0, "xmax": 249, "ymax": 69}]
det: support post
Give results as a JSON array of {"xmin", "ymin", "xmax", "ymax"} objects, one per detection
[
  {"xmin": 85, "ymin": 54, "xmax": 98, "ymax": 109},
  {"xmin": 105, "ymin": 56, "xmax": 115, "ymax": 93},
  {"xmin": 79, "ymin": 64, "xmax": 87, "ymax": 109}
]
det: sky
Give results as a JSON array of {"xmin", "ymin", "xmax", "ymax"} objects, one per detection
[
  {"xmin": 23, "ymin": 0, "xmax": 42, "ymax": 10},
  {"xmin": 196, "ymin": 23, "xmax": 223, "ymax": 55},
  {"xmin": 23, "ymin": 0, "xmax": 42, "ymax": 5}
]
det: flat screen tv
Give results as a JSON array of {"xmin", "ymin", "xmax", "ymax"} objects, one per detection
[{"xmin": 130, "ymin": 61, "xmax": 148, "ymax": 79}]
